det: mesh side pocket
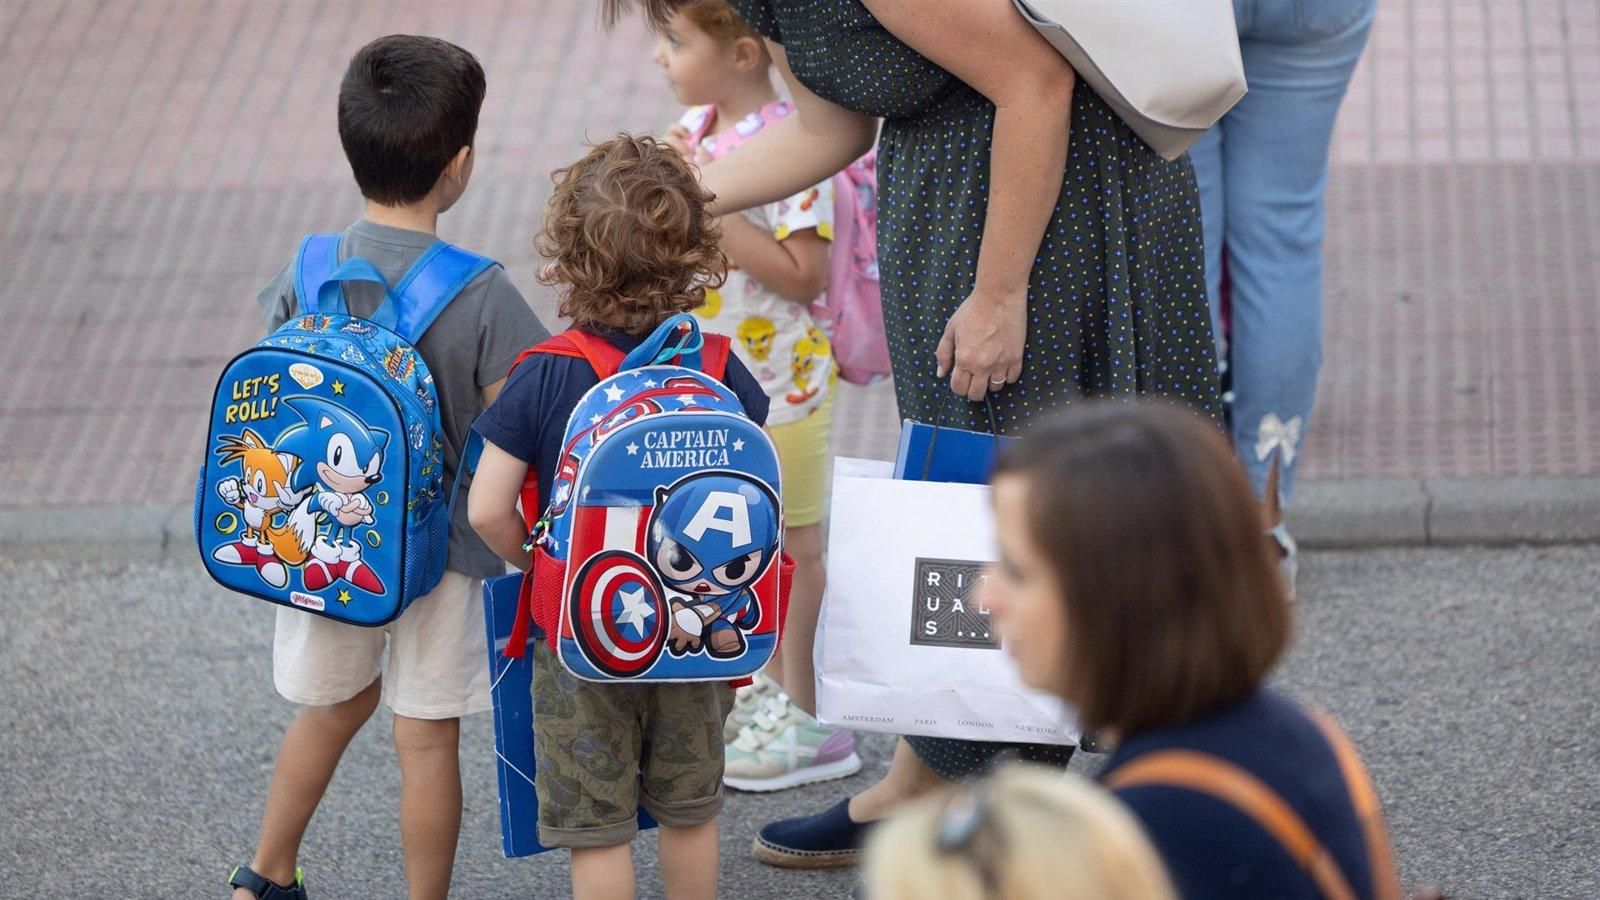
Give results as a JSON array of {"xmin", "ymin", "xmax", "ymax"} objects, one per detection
[{"xmin": 403, "ymin": 502, "xmax": 450, "ymax": 606}]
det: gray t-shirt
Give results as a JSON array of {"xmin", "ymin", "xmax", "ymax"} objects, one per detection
[{"xmin": 258, "ymin": 219, "xmax": 549, "ymax": 578}]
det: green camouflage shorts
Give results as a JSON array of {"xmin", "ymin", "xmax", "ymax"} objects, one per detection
[{"xmin": 532, "ymin": 642, "xmax": 736, "ymax": 849}]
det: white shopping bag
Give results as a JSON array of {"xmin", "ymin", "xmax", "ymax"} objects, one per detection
[{"xmin": 814, "ymin": 458, "xmax": 1078, "ymax": 745}]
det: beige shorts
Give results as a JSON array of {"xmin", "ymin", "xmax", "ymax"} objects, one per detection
[{"xmin": 273, "ymin": 571, "xmax": 490, "ymax": 719}]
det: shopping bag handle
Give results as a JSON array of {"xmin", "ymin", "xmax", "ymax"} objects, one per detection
[{"xmin": 918, "ymin": 395, "xmax": 1002, "ymax": 482}]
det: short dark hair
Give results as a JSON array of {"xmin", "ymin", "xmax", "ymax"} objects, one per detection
[
  {"xmin": 337, "ymin": 35, "xmax": 487, "ymax": 205},
  {"xmin": 992, "ymin": 401, "xmax": 1291, "ymax": 737}
]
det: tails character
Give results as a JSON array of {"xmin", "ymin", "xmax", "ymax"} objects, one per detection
[
  {"xmin": 212, "ymin": 429, "xmax": 310, "ymax": 588},
  {"xmin": 275, "ymin": 396, "xmax": 390, "ymax": 594},
  {"xmin": 647, "ymin": 472, "xmax": 780, "ymax": 660}
]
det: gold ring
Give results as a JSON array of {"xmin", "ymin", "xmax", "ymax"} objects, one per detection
[
  {"xmin": 214, "ymin": 512, "xmax": 238, "ymax": 534},
  {"xmin": 366, "ymin": 530, "xmax": 382, "ymax": 549}
]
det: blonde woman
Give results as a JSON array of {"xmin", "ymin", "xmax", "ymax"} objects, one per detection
[{"xmin": 864, "ymin": 765, "xmax": 1175, "ymax": 900}]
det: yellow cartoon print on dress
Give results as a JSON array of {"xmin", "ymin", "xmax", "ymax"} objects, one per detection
[
  {"xmin": 739, "ymin": 316, "xmax": 777, "ymax": 362},
  {"xmin": 695, "ymin": 288, "xmax": 723, "ymax": 319},
  {"xmin": 787, "ymin": 328, "xmax": 832, "ymax": 405}
]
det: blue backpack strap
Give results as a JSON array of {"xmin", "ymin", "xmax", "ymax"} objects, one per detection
[
  {"xmin": 619, "ymin": 313, "xmax": 705, "ymax": 371},
  {"xmin": 314, "ymin": 257, "xmax": 393, "ymax": 315},
  {"xmin": 370, "ymin": 241, "xmax": 497, "ymax": 343},
  {"xmin": 447, "ymin": 426, "xmax": 486, "ymax": 531},
  {"xmin": 293, "ymin": 233, "xmax": 341, "ymax": 315}
]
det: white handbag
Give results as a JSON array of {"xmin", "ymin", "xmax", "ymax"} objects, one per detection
[{"xmin": 1012, "ymin": 0, "xmax": 1247, "ymax": 159}]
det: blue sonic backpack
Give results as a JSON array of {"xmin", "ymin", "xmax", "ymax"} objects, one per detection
[
  {"xmin": 196, "ymin": 234, "xmax": 495, "ymax": 626},
  {"xmin": 486, "ymin": 314, "xmax": 791, "ymax": 682}
]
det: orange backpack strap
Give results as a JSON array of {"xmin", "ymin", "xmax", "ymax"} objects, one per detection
[
  {"xmin": 1105, "ymin": 750, "xmax": 1361, "ymax": 900},
  {"xmin": 1311, "ymin": 712, "xmax": 1404, "ymax": 900}
]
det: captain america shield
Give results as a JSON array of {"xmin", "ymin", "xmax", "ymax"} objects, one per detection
[{"xmin": 567, "ymin": 551, "xmax": 668, "ymax": 678}]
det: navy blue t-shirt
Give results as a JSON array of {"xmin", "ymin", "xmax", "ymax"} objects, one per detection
[
  {"xmin": 474, "ymin": 328, "xmax": 771, "ymax": 511},
  {"xmin": 1102, "ymin": 689, "xmax": 1377, "ymax": 900}
]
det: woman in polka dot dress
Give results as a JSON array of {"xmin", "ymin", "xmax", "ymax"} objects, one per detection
[{"xmin": 606, "ymin": 0, "xmax": 1219, "ymax": 869}]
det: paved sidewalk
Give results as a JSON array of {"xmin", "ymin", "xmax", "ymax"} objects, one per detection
[{"xmin": 1, "ymin": 0, "xmax": 1598, "ymax": 545}]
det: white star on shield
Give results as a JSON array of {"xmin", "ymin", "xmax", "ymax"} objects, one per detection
[
  {"xmin": 627, "ymin": 442, "xmax": 639, "ymax": 456},
  {"xmin": 642, "ymin": 379, "xmax": 658, "ymax": 388},
  {"xmin": 677, "ymin": 395, "xmax": 695, "ymax": 406},
  {"xmin": 604, "ymin": 383, "xmax": 626, "ymax": 402},
  {"xmin": 617, "ymin": 585, "xmax": 655, "ymax": 637},
  {"xmin": 732, "ymin": 438, "xmax": 745, "ymax": 452}
]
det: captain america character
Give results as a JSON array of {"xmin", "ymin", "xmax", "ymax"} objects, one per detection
[{"xmin": 646, "ymin": 471, "xmax": 781, "ymax": 660}]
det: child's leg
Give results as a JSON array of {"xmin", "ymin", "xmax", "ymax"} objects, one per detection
[
  {"xmin": 764, "ymin": 398, "xmax": 833, "ymax": 710},
  {"xmin": 238, "ymin": 607, "xmax": 388, "ymax": 898},
  {"xmin": 238, "ymin": 678, "xmax": 381, "ymax": 898},
  {"xmin": 571, "ymin": 844, "xmax": 637, "ymax": 900},
  {"xmin": 641, "ymin": 683, "xmax": 736, "ymax": 899},
  {"xmin": 393, "ymin": 715, "xmax": 461, "ymax": 900},
  {"xmin": 658, "ymin": 820, "xmax": 719, "ymax": 900},
  {"xmin": 778, "ymin": 522, "xmax": 825, "ymax": 713},
  {"xmin": 382, "ymin": 572, "xmax": 492, "ymax": 900}
]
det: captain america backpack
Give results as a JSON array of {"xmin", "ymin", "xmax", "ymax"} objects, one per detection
[
  {"xmin": 488, "ymin": 314, "xmax": 790, "ymax": 682},
  {"xmin": 195, "ymin": 233, "xmax": 495, "ymax": 626}
]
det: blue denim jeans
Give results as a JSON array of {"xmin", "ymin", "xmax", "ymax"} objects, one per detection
[{"xmin": 1190, "ymin": 0, "xmax": 1375, "ymax": 505}]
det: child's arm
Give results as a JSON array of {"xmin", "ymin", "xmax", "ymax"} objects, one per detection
[
  {"xmin": 698, "ymin": 43, "xmax": 878, "ymax": 215},
  {"xmin": 467, "ymin": 440, "xmax": 533, "ymax": 572},
  {"xmin": 717, "ymin": 215, "xmax": 830, "ymax": 304}
]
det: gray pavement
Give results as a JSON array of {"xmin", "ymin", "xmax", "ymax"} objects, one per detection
[{"xmin": 3, "ymin": 546, "xmax": 1598, "ymax": 898}]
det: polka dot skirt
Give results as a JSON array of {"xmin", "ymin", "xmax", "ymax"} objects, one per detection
[{"xmin": 735, "ymin": 0, "xmax": 1219, "ymax": 776}]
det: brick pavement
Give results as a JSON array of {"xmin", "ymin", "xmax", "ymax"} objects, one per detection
[{"xmin": 1, "ymin": 0, "xmax": 1597, "ymax": 511}]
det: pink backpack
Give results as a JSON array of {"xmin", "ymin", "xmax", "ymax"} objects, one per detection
[{"xmin": 683, "ymin": 103, "xmax": 890, "ymax": 385}]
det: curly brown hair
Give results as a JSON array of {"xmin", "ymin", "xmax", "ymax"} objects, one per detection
[{"xmin": 536, "ymin": 134, "xmax": 725, "ymax": 334}]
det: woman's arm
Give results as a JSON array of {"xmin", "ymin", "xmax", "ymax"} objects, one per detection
[
  {"xmin": 862, "ymin": 0, "xmax": 1075, "ymax": 400},
  {"xmin": 467, "ymin": 440, "xmax": 533, "ymax": 572},
  {"xmin": 717, "ymin": 215, "xmax": 830, "ymax": 303},
  {"xmin": 697, "ymin": 43, "xmax": 878, "ymax": 216}
]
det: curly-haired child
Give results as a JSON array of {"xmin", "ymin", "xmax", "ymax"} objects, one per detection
[{"xmin": 468, "ymin": 134, "xmax": 770, "ymax": 900}]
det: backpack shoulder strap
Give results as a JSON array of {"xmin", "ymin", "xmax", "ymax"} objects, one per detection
[
  {"xmin": 511, "ymin": 331, "xmax": 627, "ymax": 380},
  {"xmin": 293, "ymin": 234, "xmax": 341, "ymax": 315},
  {"xmin": 1310, "ymin": 713, "xmax": 1404, "ymax": 900},
  {"xmin": 1105, "ymin": 750, "xmax": 1361, "ymax": 900},
  {"xmin": 702, "ymin": 334, "xmax": 731, "ymax": 381},
  {"xmin": 380, "ymin": 242, "xmax": 498, "ymax": 343}
]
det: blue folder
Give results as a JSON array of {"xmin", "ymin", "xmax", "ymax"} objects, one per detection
[
  {"xmin": 482, "ymin": 573, "xmax": 656, "ymax": 857},
  {"xmin": 891, "ymin": 419, "xmax": 1015, "ymax": 485}
]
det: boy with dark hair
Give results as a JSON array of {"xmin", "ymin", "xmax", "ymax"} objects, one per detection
[{"xmin": 227, "ymin": 35, "xmax": 546, "ymax": 900}]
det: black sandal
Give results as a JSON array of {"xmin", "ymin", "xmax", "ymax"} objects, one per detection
[{"xmin": 227, "ymin": 865, "xmax": 308, "ymax": 900}]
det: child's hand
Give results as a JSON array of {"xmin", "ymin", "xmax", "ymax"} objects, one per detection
[
  {"xmin": 692, "ymin": 143, "xmax": 713, "ymax": 169},
  {"xmin": 663, "ymin": 124, "xmax": 694, "ymax": 160}
]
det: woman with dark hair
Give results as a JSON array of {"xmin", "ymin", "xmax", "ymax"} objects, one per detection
[
  {"xmin": 603, "ymin": 0, "xmax": 1220, "ymax": 867},
  {"xmin": 986, "ymin": 401, "xmax": 1402, "ymax": 900}
]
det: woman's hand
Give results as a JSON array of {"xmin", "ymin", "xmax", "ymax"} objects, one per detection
[{"xmin": 936, "ymin": 286, "xmax": 1027, "ymax": 401}]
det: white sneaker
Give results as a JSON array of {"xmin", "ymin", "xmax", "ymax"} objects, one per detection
[
  {"xmin": 724, "ymin": 693, "xmax": 862, "ymax": 793},
  {"xmin": 724, "ymin": 672, "xmax": 780, "ymax": 744}
]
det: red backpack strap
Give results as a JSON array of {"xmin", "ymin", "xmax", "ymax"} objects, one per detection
[
  {"xmin": 701, "ymin": 334, "xmax": 731, "ymax": 381},
  {"xmin": 512, "ymin": 330, "xmax": 627, "ymax": 379}
]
